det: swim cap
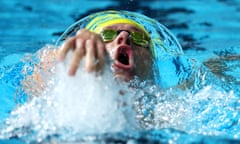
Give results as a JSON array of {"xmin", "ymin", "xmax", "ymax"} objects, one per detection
[
  {"xmin": 85, "ymin": 14, "xmax": 149, "ymax": 38},
  {"xmin": 56, "ymin": 10, "xmax": 183, "ymax": 57}
]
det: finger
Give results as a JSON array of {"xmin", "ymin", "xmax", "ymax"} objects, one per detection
[
  {"xmin": 85, "ymin": 39, "xmax": 97, "ymax": 72},
  {"xmin": 58, "ymin": 37, "xmax": 75, "ymax": 61},
  {"xmin": 68, "ymin": 39, "xmax": 85, "ymax": 76},
  {"xmin": 96, "ymin": 40, "xmax": 105, "ymax": 71}
]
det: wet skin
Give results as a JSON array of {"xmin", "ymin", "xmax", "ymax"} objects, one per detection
[{"xmin": 58, "ymin": 24, "xmax": 152, "ymax": 81}]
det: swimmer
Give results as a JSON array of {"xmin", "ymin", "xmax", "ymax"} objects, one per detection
[
  {"xmin": 33, "ymin": 11, "xmax": 154, "ymax": 85},
  {"xmin": 30, "ymin": 10, "xmax": 193, "ymax": 92},
  {"xmin": 58, "ymin": 18, "xmax": 152, "ymax": 82}
]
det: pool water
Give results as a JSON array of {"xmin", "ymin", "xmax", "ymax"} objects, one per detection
[{"xmin": 0, "ymin": 0, "xmax": 240, "ymax": 143}]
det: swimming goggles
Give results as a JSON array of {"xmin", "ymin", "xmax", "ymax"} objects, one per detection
[{"xmin": 100, "ymin": 29, "xmax": 150, "ymax": 48}]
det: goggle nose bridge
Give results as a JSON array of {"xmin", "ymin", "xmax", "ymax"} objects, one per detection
[
  {"xmin": 116, "ymin": 30, "xmax": 131, "ymax": 36},
  {"xmin": 116, "ymin": 30, "xmax": 131, "ymax": 45}
]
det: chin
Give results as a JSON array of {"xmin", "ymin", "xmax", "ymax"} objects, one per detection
[{"xmin": 114, "ymin": 73, "xmax": 134, "ymax": 82}]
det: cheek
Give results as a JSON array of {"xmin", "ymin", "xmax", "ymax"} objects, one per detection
[
  {"xmin": 134, "ymin": 49, "xmax": 152, "ymax": 64},
  {"xmin": 135, "ymin": 49, "xmax": 152, "ymax": 80},
  {"xmin": 134, "ymin": 48, "xmax": 152, "ymax": 75}
]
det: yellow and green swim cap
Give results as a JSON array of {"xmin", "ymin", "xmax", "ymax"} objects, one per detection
[
  {"xmin": 85, "ymin": 13, "xmax": 150, "ymax": 39},
  {"xmin": 57, "ymin": 10, "xmax": 183, "ymax": 58}
]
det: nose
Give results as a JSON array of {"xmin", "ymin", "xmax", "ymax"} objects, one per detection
[{"xmin": 116, "ymin": 31, "xmax": 131, "ymax": 45}]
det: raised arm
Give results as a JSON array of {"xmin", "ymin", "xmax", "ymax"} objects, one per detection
[{"xmin": 58, "ymin": 29, "xmax": 106, "ymax": 76}]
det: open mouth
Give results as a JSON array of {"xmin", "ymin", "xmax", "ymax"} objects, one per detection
[
  {"xmin": 118, "ymin": 50, "xmax": 129, "ymax": 65},
  {"xmin": 114, "ymin": 46, "xmax": 133, "ymax": 70}
]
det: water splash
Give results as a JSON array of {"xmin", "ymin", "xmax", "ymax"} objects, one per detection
[
  {"xmin": 0, "ymin": 45, "xmax": 239, "ymax": 143},
  {"xmin": 131, "ymin": 80, "xmax": 240, "ymax": 139},
  {"xmin": 0, "ymin": 45, "xmax": 138, "ymax": 143}
]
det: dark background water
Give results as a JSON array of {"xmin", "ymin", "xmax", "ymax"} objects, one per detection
[{"xmin": 0, "ymin": 0, "xmax": 240, "ymax": 63}]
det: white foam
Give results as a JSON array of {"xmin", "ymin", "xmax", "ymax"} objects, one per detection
[
  {"xmin": 48, "ymin": 54, "xmax": 136, "ymax": 134},
  {"xmin": 0, "ymin": 48, "xmax": 138, "ymax": 142}
]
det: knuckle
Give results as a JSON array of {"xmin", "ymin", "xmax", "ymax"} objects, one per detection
[
  {"xmin": 65, "ymin": 37, "xmax": 74, "ymax": 44},
  {"xmin": 90, "ymin": 34, "xmax": 97, "ymax": 40},
  {"xmin": 76, "ymin": 38, "xmax": 84, "ymax": 46},
  {"xmin": 76, "ymin": 29, "xmax": 87, "ymax": 35},
  {"xmin": 74, "ymin": 47, "xmax": 81, "ymax": 54},
  {"xmin": 86, "ymin": 39, "xmax": 94, "ymax": 47}
]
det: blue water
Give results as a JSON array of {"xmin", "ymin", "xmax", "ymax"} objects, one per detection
[{"xmin": 0, "ymin": 0, "xmax": 240, "ymax": 143}]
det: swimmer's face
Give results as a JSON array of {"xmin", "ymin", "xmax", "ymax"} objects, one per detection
[{"xmin": 101, "ymin": 24, "xmax": 152, "ymax": 81}]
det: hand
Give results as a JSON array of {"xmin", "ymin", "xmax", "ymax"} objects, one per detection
[{"xmin": 58, "ymin": 29, "xmax": 106, "ymax": 76}]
